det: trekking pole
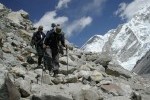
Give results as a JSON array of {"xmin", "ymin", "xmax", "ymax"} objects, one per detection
[
  {"xmin": 41, "ymin": 65, "xmax": 44, "ymax": 85},
  {"xmin": 66, "ymin": 46, "xmax": 68, "ymax": 76}
]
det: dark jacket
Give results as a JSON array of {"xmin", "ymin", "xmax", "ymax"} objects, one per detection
[
  {"xmin": 44, "ymin": 31, "xmax": 65, "ymax": 49},
  {"xmin": 31, "ymin": 31, "xmax": 46, "ymax": 47}
]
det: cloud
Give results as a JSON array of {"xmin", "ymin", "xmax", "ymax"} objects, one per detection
[
  {"xmin": 65, "ymin": 16, "xmax": 92, "ymax": 37},
  {"xmin": 56, "ymin": 0, "xmax": 71, "ymax": 9},
  {"xmin": 82, "ymin": 0, "xmax": 107, "ymax": 15},
  {"xmin": 115, "ymin": 0, "xmax": 150, "ymax": 20},
  {"xmin": 34, "ymin": 11, "xmax": 68, "ymax": 32},
  {"xmin": 34, "ymin": 0, "xmax": 94, "ymax": 38}
]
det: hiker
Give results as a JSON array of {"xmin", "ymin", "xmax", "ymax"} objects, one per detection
[
  {"xmin": 31, "ymin": 26, "xmax": 46, "ymax": 68},
  {"xmin": 43, "ymin": 25, "xmax": 67, "ymax": 77},
  {"xmin": 46, "ymin": 23, "xmax": 56, "ymax": 36}
]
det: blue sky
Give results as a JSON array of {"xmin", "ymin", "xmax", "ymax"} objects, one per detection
[{"xmin": 0, "ymin": 0, "xmax": 135, "ymax": 47}]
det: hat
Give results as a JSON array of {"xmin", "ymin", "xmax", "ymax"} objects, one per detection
[
  {"xmin": 51, "ymin": 23, "xmax": 56, "ymax": 28},
  {"xmin": 38, "ymin": 25, "xmax": 43, "ymax": 30},
  {"xmin": 55, "ymin": 26, "xmax": 62, "ymax": 34}
]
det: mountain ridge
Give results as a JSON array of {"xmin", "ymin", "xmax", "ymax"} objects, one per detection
[{"xmin": 82, "ymin": 4, "xmax": 150, "ymax": 71}]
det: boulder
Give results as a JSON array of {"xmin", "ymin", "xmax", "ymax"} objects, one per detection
[
  {"xmin": 101, "ymin": 83, "xmax": 124, "ymax": 96},
  {"xmin": 72, "ymin": 85, "xmax": 102, "ymax": 100},
  {"xmin": 65, "ymin": 74, "xmax": 78, "ymax": 83},
  {"xmin": 59, "ymin": 56, "xmax": 77, "ymax": 66},
  {"xmin": 106, "ymin": 63, "xmax": 132, "ymax": 79},
  {"xmin": 15, "ymin": 78, "xmax": 31, "ymax": 98},
  {"xmin": 104, "ymin": 96, "xmax": 131, "ymax": 100},
  {"xmin": 90, "ymin": 70, "xmax": 103, "ymax": 82}
]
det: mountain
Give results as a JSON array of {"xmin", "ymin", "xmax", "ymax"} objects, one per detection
[
  {"xmin": 81, "ymin": 33, "xmax": 110, "ymax": 52},
  {"xmin": 1, "ymin": 3, "xmax": 150, "ymax": 100},
  {"xmin": 82, "ymin": 4, "xmax": 150, "ymax": 71}
]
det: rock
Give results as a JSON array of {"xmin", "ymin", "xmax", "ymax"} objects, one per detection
[
  {"xmin": 90, "ymin": 65, "xmax": 106, "ymax": 72},
  {"xmin": 77, "ymin": 70, "xmax": 91, "ymax": 79},
  {"xmin": 59, "ymin": 56, "xmax": 77, "ymax": 66},
  {"xmin": 0, "ymin": 48, "xmax": 3, "ymax": 59},
  {"xmin": 94, "ymin": 53, "xmax": 112, "ymax": 68},
  {"xmin": 15, "ymin": 78, "xmax": 31, "ymax": 98},
  {"xmin": 51, "ymin": 76, "xmax": 64, "ymax": 84},
  {"xmin": 10, "ymin": 66, "xmax": 26, "ymax": 77},
  {"xmin": 5, "ymin": 74, "xmax": 21, "ymax": 100},
  {"xmin": 99, "ymin": 77, "xmax": 113, "ymax": 85},
  {"xmin": 2, "ymin": 47, "xmax": 11, "ymax": 53},
  {"xmin": 101, "ymin": 83, "xmax": 124, "ymax": 96},
  {"xmin": 90, "ymin": 70, "xmax": 103, "ymax": 82},
  {"xmin": 85, "ymin": 53, "xmax": 99, "ymax": 62},
  {"xmin": 118, "ymin": 83, "xmax": 132, "ymax": 96},
  {"xmin": 42, "ymin": 74, "xmax": 54, "ymax": 85},
  {"xmin": 0, "ymin": 68, "xmax": 8, "ymax": 100},
  {"xmin": 106, "ymin": 63, "xmax": 132, "ymax": 79},
  {"xmin": 32, "ymin": 94, "xmax": 72, "ymax": 100},
  {"xmin": 0, "ymin": 3, "xmax": 5, "ymax": 10},
  {"xmin": 79, "ymin": 64, "xmax": 91, "ymax": 71},
  {"xmin": 6, "ymin": 10, "xmax": 29, "ymax": 28},
  {"xmin": 130, "ymin": 91, "xmax": 141, "ymax": 100},
  {"xmin": 65, "ymin": 74, "xmax": 78, "ymax": 83},
  {"xmin": 104, "ymin": 96, "xmax": 131, "ymax": 100},
  {"xmin": 59, "ymin": 65, "xmax": 76, "ymax": 75},
  {"xmin": 19, "ymin": 10, "xmax": 29, "ymax": 19},
  {"xmin": 72, "ymin": 85, "xmax": 102, "ymax": 100},
  {"xmin": 141, "ymin": 94, "xmax": 150, "ymax": 100},
  {"xmin": 17, "ymin": 55, "xmax": 25, "ymax": 62}
]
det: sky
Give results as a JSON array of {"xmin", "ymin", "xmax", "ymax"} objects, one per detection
[{"xmin": 0, "ymin": 0, "xmax": 147, "ymax": 47}]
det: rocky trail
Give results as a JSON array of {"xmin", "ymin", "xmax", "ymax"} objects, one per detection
[{"xmin": 0, "ymin": 3, "xmax": 150, "ymax": 100}]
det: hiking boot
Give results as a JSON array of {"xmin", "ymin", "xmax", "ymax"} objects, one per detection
[{"xmin": 53, "ymin": 70, "xmax": 59, "ymax": 77}]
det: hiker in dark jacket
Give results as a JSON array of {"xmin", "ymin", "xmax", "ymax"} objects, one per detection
[
  {"xmin": 31, "ymin": 26, "xmax": 46, "ymax": 68},
  {"xmin": 43, "ymin": 25, "xmax": 67, "ymax": 76}
]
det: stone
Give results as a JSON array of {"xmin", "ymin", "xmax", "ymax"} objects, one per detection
[
  {"xmin": 42, "ymin": 74, "xmax": 54, "ymax": 85},
  {"xmin": 65, "ymin": 74, "xmax": 78, "ymax": 83},
  {"xmin": 59, "ymin": 56, "xmax": 77, "ymax": 66},
  {"xmin": 19, "ymin": 10, "xmax": 29, "ymax": 19},
  {"xmin": 17, "ymin": 55, "xmax": 25, "ymax": 62},
  {"xmin": 72, "ymin": 85, "xmax": 102, "ymax": 100},
  {"xmin": 77, "ymin": 70, "xmax": 91, "ymax": 79},
  {"xmin": 2, "ymin": 47, "xmax": 11, "ymax": 53},
  {"xmin": 130, "ymin": 91, "xmax": 141, "ymax": 100},
  {"xmin": 104, "ymin": 96, "xmax": 131, "ymax": 100},
  {"xmin": 101, "ymin": 83, "xmax": 124, "ymax": 96},
  {"xmin": 14, "ymin": 78, "xmax": 31, "ymax": 98},
  {"xmin": 59, "ymin": 65, "xmax": 76, "ymax": 75},
  {"xmin": 5, "ymin": 75, "xmax": 21, "ymax": 100},
  {"xmin": 32, "ymin": 94, "xmax": 72, "ymax": 100},
  {"xmin": 106, "ymin": 64, "xmax": 132, "ymax": 79},
  {"xmin": 51, "ymin": 76, "xmax": 64, "ymax": 84},
  {"xmin": 90, "ymin": 70, "xmax": 103, "ymax": 82},
  {"xmin": 79, "ymin": 64, "xmax": 91, "ymax": 71}
]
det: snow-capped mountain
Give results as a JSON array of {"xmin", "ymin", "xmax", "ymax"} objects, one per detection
[
  {"xmin": 82, "ymin": 5, "xmax": 150, "ymax": 71},
  {"xmin": 81, "ymin": 33, "xmax": 110, "ymax": 52}
]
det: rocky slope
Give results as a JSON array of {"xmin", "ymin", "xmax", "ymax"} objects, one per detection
[
  {"xmin": 0, "ymin": 3, "xmax": 150, "ymax": 100},
  {"xmin": 132, "ymin": 50, "xmax": 150, "ymax": 75},
  {"xmin": 82, "ymin": 4, "xmax": 150, "ymax": 71}
]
